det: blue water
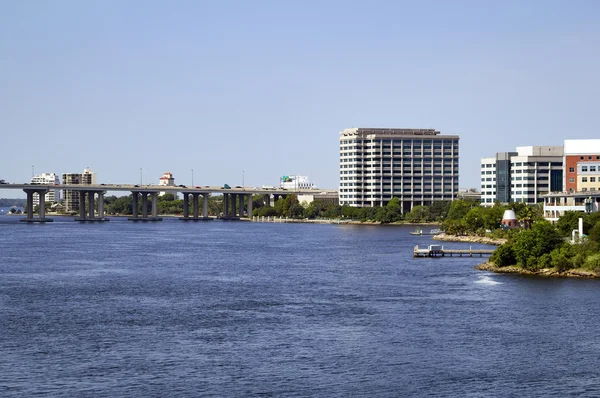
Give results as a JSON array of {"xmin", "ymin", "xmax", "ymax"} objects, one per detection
[{"xmin": 1, "ymin": 217, "xmax": 600, "ymax": 397}]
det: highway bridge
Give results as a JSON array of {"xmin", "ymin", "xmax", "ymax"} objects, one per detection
[{"xmin": 0, "ymin": 183, "xmax": 332, "ymax": 223}]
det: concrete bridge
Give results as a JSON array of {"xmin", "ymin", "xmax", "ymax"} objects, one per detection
[{"xmin": 0, "ymin": 183, "xmax": 325, "ymax": 223}]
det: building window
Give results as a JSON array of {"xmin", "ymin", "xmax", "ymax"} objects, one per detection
[
  {"xmin": 591, "ymin": 166, "xmax": 597, "ymax": 172},
  {"xmin": 582, "ymin": 166, "xmax": 588, "ymax": 172},
  {"xmin": 583, "ymin": 177, "xmax": 588, "ymax": 182},
  {"xmin": 592, "ymin": 177, "xmax": 596, "ymax": 182},
  {"xmin": 583, "ymin": 188, "xmax": 588, "ymax": 192},
  {"xmin": 569, "ymin": 167, "xmax": 575, "ymax": 172},
  {"xmin": 569, "ymin": 178, "xmax": 575, "ymax": 183}
]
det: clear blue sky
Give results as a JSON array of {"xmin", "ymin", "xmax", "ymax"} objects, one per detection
[{"xmin": 1, "ymin": 0, "xmax": 599, "ymax": 198}]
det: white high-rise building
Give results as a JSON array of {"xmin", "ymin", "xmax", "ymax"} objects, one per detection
[
  {"xmin": 480, "ymin": 146, "xmax": 563, "ymax": 206},
  {"xmin": 30, "ymin": 173, "xmax": 60, "ymax": 207},
  {"xmin": 339, "ymin": 128, "xmax": 459, "ymax": 212}
]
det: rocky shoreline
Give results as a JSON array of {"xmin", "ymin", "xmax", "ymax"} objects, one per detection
[
  {"xmin": 432, "ymin": 233, "xmax": 506, "ymax": 246},
  {"xmin": 475, "ymin": 262, "xmax": 600, "ymax": 278}
]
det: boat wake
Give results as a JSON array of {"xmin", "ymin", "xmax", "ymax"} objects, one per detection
[{"xmin": 475, "ymin": 275, "xmax": 502, "ymax": 285}]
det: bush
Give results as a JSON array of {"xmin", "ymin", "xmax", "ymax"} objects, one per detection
[
  {"xmin": 550, "ymin": 246, "xmax": 575, "ymax": 272},
  {"xmin": 490, "ymin": 243, "xmax": 516, "ymax": 267},
  {"xmin": 583, "ymin": 253, "xmax": 600, "ymax": 271},
  {"xmin": 538, "ymin": 253, "xmax": 552, "ymax": 269}
]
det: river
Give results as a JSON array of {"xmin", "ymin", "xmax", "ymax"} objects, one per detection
[{"xmin": 1, "ymin": 217, "xmax": 599, "ymax": 397}]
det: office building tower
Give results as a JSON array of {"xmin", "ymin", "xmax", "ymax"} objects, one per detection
[{"xmin": 339, "ymin": 128, "xmax": 459, "ymax": 212}]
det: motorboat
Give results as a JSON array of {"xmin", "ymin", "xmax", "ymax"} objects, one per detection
[{"xmin": 410, "ymin": 227, "xmax": 441, "ymax": 236}]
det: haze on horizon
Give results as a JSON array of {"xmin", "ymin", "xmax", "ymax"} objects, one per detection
[{"xmin": 1, "ymin": 0, "xmax": 599, "ymax": 199}]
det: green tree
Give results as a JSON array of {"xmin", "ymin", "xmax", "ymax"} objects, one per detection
[
  {"xmin": 447, "ymin": 200, "xmax": 474, "ymax": 220},
  {"xmin": 490, "ymin": 243, "xmax": 516, "ymax": 267},
  {"xmin": 512, "ymin": 220, "xmax": 563, "ymax": 269},
  {"xmin": 555, "ymin": 211, "xmax": 590, "ymax": 237},
  {"xmin": 405, "ymin": 205, "xmax": 430, "ymax": 223}
]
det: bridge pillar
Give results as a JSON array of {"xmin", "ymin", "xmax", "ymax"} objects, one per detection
[
  {"xmin": 128, "ymin": 191, "xmax": 162, "ymax": 221},
  {"xmin": 75, "ymin": 190, "xmax": 109, "ymax": 221},
  {"xmin": 247, "ymin": 194, "xmax": 253, "ymax": 217},
  {"xmin": 238, "ymin": 194, "xmax": 244, "ymax": 217},
  {"xmin": 231, "ymin": 194, "xmax": 237, "ymax": 217},
  {"xmin": 193, "ymin": 193, "xmax": 199, "ymax": 218},
  {"xmin": 203, "ymin": 194, "xmax": 209, "ymax": 218},
  {"xmin": 88, "ymin": 192, "xmax": 95, "ymax": 220},
  {"xmin": 20, "ymin": 188, "xmax": 53, "ymax": 223},
  {"xmin": 223, "ymin": 194, "xmax": 229, "ymax": 218},
  {"xmin": 141, "ymin": 193, "xmax": 148, "ymax": 218},
  {"xmin": 79, "ymin": 191, "xmax": 86, "ymax": 219},
  {"xmin": 182, "ymin": 193, "xmax": 189, "ymax": 218},
  {"xmin": 98, "ymin": 192, "xmax": 105, "ymax": 219},
  {"xmin": 132, "ymin": 192, "xmax": 139, "ymax": 218},
  {"xmin": 151, "ymin": 193, "xmax": 158, "ymax": 218}
]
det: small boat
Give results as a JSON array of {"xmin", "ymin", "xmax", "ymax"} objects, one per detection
[
  {"xmin": 410, "ymin": 227, "xmax": 441, "ymax": 236},
  {"xmin": 410, "ymin": 227, "xmax": 423, "ymax": 236}
]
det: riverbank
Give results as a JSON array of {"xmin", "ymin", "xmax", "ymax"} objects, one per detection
[
  {"xmin": 476, "ymin": 262, "xmax": 600, "ymax": 278},
  {"xmin": 432, "ymin": 233, "xmax": 506, "ymax": 246}
]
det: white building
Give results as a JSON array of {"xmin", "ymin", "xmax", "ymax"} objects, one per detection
[
  {"xmin": 159, "ymin": 172, "xmax": 176, "ymax": 197},
  {"xmin": 339, "ymin": 127, "xmax": 459, "ymax": 212},
  {"xmin": 280, "ymin": 175, "xmax": 316, "ymax": 190},
  {"xmin": 30, "ymin": 173, "xmax": 60, "ymax": 207},
  {"xmin": 480, "ymin": 146, "xmax": 563, "ymax": 206}
]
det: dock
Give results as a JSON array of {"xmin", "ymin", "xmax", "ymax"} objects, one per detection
[{"xmin": 414, "ymin": 245, "xmax": 495, "ymax": 258}]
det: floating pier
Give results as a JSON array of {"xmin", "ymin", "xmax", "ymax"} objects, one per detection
[{"xmin": 414, "ymin": 244, "xmax": 495, "ymax": 258}]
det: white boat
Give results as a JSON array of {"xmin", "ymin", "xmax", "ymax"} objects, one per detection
[{"xmin": 410, "ymin": 227, "xmax": 441, "ymax": 236}]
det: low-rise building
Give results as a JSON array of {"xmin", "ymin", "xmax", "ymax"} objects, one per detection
[
  {"xmin": 481, "ymin": 146, "xmax": 563, "ymax": 206},
  {"xmin": 159, "ymin": 172, "xmax": 176, "ymax": 197},
  {"xmin": 280, "ymin": 175, "xmax": 316, "ymax": 190},
  {"xmin": 30, "ymin": 173, "xmax": 60, "ymax": 207}
]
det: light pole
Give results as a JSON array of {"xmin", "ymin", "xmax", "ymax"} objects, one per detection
[{"xmin": 192, "ymin": 169, "xmax": 194, "ymax": 186}]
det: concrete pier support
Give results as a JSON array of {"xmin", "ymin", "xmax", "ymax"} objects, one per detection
[
  {"xmin": 128, "ymin": 191, "xmax": 162, "ymax": 221},
  {"xmin": 203, "ymin": 194, "xmax": 209, "ymax": 218},
  {"xmin": 141, "ymin": 193, "xmax": 148, "ymax": 218},
  {"xmin": 232, "ymin": 194, "xmax": 237, "ymax": 217},
  {"xmin": 247, "ymin": 194, "xmax": 253, "ymax": 218},
  {"xmin": 79, "ymin": 191, "xmax": 86, "ymax": 219},
  {"xmin": 75, "ymin": 190, "xmax": 109, "ymax": 221},
  {"xmin": 132, "ymin": 193, "xmax": 139, "ymax": 218},
  {"xmin": 193, "ymin": 193, "xmax": 199, "ymax": 218},
  {"xmin": 88, "ymin": 192, "xmax": 95, "ymax": 220},
  {"xmin": 20, "ymin": 188, "xmax": 53, "ymax": 222},
  {"xmin": 182, "ymin": 193, "xmax": 189, "ymax": 218},
  {"xmin": 238, "ymin": 194, "xmax": 244, "ymax": 217},
  {"xmin": 151, "ymin": 193, "xmax": 158, "ymax": 218},
  {"xmin": 223, "ymin": 194, "xmax": 229, "ymax": 218},
  {"xmin": 179, "ymin": 192, "xmax": 211, "ymax": 220}
]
